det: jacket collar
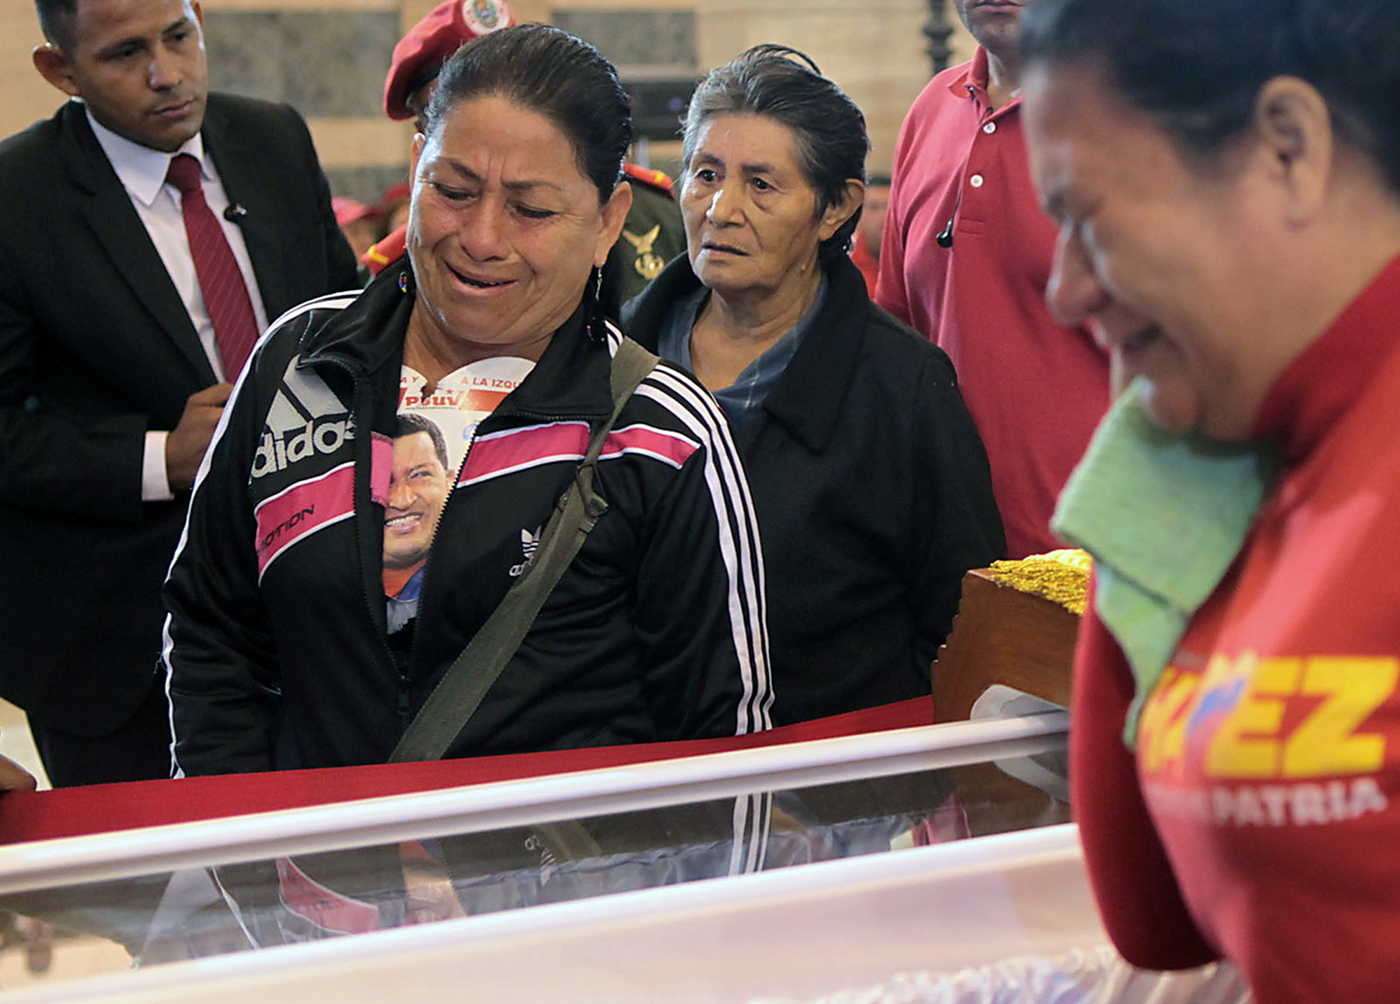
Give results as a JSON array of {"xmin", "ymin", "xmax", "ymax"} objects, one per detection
[
  {"xmin": 760, "ymin": 254, "xmax": 869, "ymax": 452},
  {"xmin": 623, "ymin": 252, "xmax": 870, "ymax": 453},
  {"xmin": 56, "ymin": 99, "xmax": 117, "ymax": 197},
  {"xmin": 56, "ymin": 94, "xmax": 301, "ymax": 349},
  {"xmin": 947, "ymin": 47, "xmax": 1023, "ymax": 118},
  {"xmin": 83, "ymin": 106, "xmax": 204, "ymax": 207},
  {"xmin": 200, "ymin": 95, "xmax": 297, "ymax": 319},
  {"xmin": 56, "ymin": 100, "xmax": 215, "ymax": 382},
  {"xmin": 303, "ymin": 257, "xmax": 613, "ymax": 423}
]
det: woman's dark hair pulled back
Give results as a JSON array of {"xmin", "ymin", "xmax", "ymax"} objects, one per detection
[
  {"xmin": 682, "ymin": 44, "xmax": 870, "ymax": 263},
  {"xmin": 423, "ymin": 23, "xmax": 632, "ymax": 204},
  {"xmin": 1019, "ymin": 0, "xmax": 1400, "ymax": 196}
]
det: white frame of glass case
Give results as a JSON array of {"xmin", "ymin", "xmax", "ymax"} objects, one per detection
[
  {"xmin": 1, "ymin": 824, "xmax": 1103, "ymax": 1004},
  {"xmin": 0, "ymin": 713, "xmax": 1068, "ymax": 895}
]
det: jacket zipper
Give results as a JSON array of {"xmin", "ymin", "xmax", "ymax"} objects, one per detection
[
  {"xmin": 311, "ymin": 356, "xmax": 406, "ymax": 724},
  {"xmin": 401, "ymin": 418, "xmax": 480, "ymax": 715},
  {"xmin": 398, "ymin": 407, "xmax": 602, "ymax": 748}
]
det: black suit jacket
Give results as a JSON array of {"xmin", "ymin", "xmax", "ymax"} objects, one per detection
[{"xmin": 0, "ymin": 94, "xmax": 359, "ymax": 736}]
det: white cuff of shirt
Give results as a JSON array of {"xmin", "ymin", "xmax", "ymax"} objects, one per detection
[{"xmin": 143, "ymin": 430, "xmax": 174, "ymax": 502}]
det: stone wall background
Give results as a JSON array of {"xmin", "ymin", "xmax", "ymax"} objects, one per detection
[{"xmin": 2, "ymin": 0, "xmax": 974, "ymax": 207}]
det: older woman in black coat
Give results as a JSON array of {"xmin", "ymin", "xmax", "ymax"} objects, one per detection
[{"xmin": 623, "ymin": 45, "xmax": 1005, "ymax": 725}]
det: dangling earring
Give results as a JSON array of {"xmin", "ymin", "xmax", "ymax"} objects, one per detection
[{"xmin": 586, "ymin": 265, "xmax": 607, "ymax": 342}]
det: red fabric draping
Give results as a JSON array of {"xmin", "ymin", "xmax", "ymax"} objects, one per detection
[{"xmin": 0, "ymin": 698, "xmax": 932, "ymax": 845}]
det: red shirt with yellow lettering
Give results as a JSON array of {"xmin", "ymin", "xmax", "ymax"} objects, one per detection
[{"xmin": 1072, "ymin": 255, "xmax": 1400, "ymax": 1003}]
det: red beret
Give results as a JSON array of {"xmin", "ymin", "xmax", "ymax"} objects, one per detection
[
  {"xmin": 383, "ymin": 0, "xmax": 517, "ymax": 121},
  {"xmin": 332, "ymin": 196, "xmax": 377, "ymax": 227}
]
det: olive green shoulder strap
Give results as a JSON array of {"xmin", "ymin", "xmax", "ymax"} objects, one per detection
[{"xmin": 389, "ymin": 338, "xmax": 660, "ymax": 764}]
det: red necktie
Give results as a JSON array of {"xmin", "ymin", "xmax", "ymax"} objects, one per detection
[{"xmin": 166, "ymin": 153, "xmax": 259, "ymax": 380}]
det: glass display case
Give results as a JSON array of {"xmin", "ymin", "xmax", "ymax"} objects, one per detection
[{"xmin": 0, "ymin": 710, "xmax": 1239, "ymax": 1002}]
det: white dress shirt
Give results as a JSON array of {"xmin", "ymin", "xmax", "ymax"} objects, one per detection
[{"xmin": 86, "ymin": 106, "xmax": 269, "ymax": 500}]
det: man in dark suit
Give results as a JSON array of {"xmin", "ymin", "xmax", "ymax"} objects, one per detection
[{"xmin": 0, "ymin": 0, "xmax": 359, "ymax": 786}]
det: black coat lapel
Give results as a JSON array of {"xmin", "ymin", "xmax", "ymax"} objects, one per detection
[
  {"xmin": 203, "ymin": 98, "xmax": 292, "ymax": 320},
  {"xmin": 60, "ymin": 104, "xmax": 216, "ymax": 382}
]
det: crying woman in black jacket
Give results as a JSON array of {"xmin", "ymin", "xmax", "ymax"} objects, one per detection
[{"xmin": 163, "ymin": 25, "xmax": 772, "ymax": 775}]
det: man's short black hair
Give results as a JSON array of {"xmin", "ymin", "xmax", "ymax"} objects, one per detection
[
  {"xmin": 394, "ymin": 412, "xmax": 450, "ymax": 471},
  {"xmin": 34, "ymin": 0, "xmax": 79, "ymax": 52}
]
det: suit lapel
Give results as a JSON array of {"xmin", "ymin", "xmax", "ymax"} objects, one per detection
[
  {"xmin": 203, "ymin": 98, "xmax": 292, "ymax": 320},
  {"xmin": 60, "ymin": 104, "xmax": 217, "ymax": 383}
]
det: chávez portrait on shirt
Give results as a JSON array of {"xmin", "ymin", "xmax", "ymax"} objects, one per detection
[{"xmin": 384, "ymin": 356, "xmax": 534, "ymax": 630}]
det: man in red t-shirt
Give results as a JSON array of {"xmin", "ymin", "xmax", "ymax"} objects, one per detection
[{"xmin": 878, "ymin": 0, "xmax": 1109, "ymax": 558}]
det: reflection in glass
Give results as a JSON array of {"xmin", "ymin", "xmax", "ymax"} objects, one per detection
[{"xmin": 0, "ymin": 742, "xmax": 1068, "ymax": 990}]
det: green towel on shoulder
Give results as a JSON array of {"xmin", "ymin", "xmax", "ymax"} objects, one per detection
[{"xmin": 1051, "ymin": 379, "xmax": 1280, "ymax": 745}]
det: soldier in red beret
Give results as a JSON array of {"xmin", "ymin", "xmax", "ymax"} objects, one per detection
[{"xmin": 365, "ymin": 0, "xmax": 683, "ymax": 315}]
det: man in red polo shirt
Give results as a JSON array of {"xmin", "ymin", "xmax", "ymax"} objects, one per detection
[{"xmin": 877, "ymin": 0, "xmax": 1109, "ymax": 558}]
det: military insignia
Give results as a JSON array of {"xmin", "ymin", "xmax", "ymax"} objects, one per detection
[
  {"xmin": 463, "ymin": 0, "xmax": 510, "ymax": 34},
  {"xmin": 623, "ymin": 225, "xmax": 666, "ymax": 280}
]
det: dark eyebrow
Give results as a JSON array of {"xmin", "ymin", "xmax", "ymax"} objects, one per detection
[
  {"xmin": 95, "ymin": 34, "xmax": 149, "ymax": 58},
  {"xmin": 95, "ymin": 16, "xmax": 190, "ymax": 58},
  {"xmin": 691, "ymin": 151, "xmax": 781, "ymax": 177},
  {"xmin": 437, "ymin": 156, "xmax": 564, "ymax": 195}
]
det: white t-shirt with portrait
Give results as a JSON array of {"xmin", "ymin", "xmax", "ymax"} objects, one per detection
[{"xmin": 384, "ymin": 356, "xmax": 536, "ymax": 630}]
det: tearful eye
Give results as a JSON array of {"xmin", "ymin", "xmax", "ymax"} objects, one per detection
[{"xmin": 432, "ymin": 183, "xmax": 470, "ymax": 202}]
